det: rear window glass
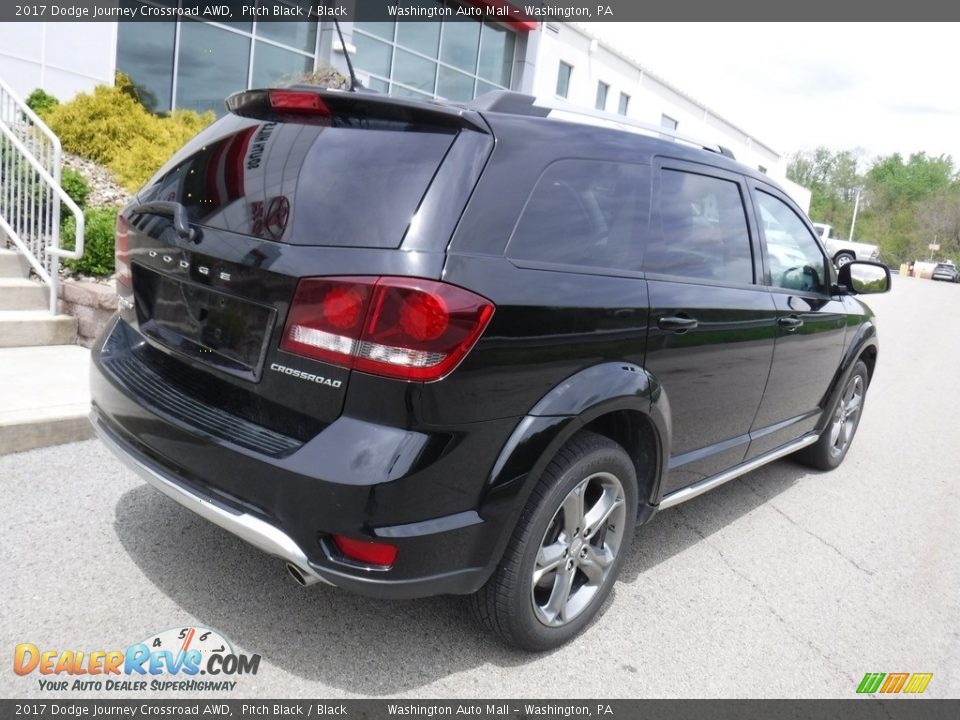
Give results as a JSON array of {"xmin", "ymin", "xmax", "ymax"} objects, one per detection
[
  {"xmin": 644, "ymin": 169, "xmax": 754, "ymax": 284},
  {"xmin": 139, "ymin": 116, "xmax": 455, "ymax": 248},
  {"xmin": 506, "ymin": 160, "xmax": 650, "ymax": 271}
]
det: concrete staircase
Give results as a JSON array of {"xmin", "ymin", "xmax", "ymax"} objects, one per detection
[
  {"xmin": 0, "ymin": 248, "xmax": 93, "ymax": 454},
  {"xmin": 0, "ymin": 249, "xmax": 78, "ymax": 347}
]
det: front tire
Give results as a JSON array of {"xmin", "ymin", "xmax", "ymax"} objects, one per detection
[
  {"xmin": 470, "ymin": 431, "xmax": 639, "ymax": 651},
  {"xmin": 796, "ymin": 360, "xmax": 869, "ymax": 471},
  {"xmin": 834, "ymin": 252, "xmax": 855, "ymax": 269}
]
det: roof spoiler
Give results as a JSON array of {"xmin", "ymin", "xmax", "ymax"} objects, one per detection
[{"xmin": 225, "ymin": 87, "xmax": 489, "ymax": 133}]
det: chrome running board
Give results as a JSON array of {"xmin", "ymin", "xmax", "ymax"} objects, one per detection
[{"xmin": 659, "ymin": 433, "xmax": 818, "ymax": 509}]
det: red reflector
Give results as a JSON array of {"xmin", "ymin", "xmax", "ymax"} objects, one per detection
[
  {"xmin": 115, "ymin": 215, "xmax": 130, "ymax": 288},
  {"xmin": 268, "ymin": 90, "xmax": 330, "ymax": 114},
  {"xmin": 332, "ymin": 535, "xmax": 398, "ymax": 567}
]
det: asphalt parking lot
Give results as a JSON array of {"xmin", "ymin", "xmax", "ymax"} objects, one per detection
[{"xmin": 2, "ymin": 275, "xmax": 958, "ymax": 699}]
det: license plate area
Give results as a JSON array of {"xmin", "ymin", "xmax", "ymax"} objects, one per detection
[{"xmin": 132, "ymin": 264, "xmax": 276, "ymax": 381}]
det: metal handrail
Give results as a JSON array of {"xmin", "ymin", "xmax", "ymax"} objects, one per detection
[{"xmin": 0, "ymin": 76, "xmax": 84, "ymax": 313}]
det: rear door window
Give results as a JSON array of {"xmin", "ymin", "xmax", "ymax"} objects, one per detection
[
  {"xmin": 506, "ymin": 160, "xmax": 650, "ymax": 272},
  {"xmin": 139, "ymin": 115, "xmax": 456, "ymax": 248},
  {"xmin": 645, "ymin": 169, "xmax": 754, "ymax": 285}
]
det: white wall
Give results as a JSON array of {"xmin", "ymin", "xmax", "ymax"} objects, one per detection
[
  {"xmin": 779, "ymin": 177, "xmax": 812, "ymax": 214},
  {"xmin": 0, "ymin": 22, "xmax": 117, "ymax": 102},
  {"xmin": 533, "ymin": 24, "xmax": 795, "ymax": 191}
]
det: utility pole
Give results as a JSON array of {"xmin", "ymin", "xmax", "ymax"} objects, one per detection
[{"xmin": 848, "ymin": 189, "xmax": 861, "ymax": 241}]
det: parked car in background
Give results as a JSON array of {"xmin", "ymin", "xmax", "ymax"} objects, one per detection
[
  {"xmin": 89, "ymin": 88, "xmax": 892, "ymax": 651},
  {"xmin": 812, "ymin": 223, "xmax": 881, "ymax": 268},
  {"xmin": 932, "ymin": 262, "xmax": 960, "ymax": 282}
]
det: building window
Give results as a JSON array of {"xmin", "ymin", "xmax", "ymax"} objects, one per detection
[
  {"xmin": 661, "ymin": 114, "xmax": 678, "ymax": 131},
  {"xmin": 115, "ymin": 20, "xmax": 176, "ymax": 113},
  {"xmin": 556, "ymin": 61, "xmax": 572, "ymax": 98},
  {"xmin": 176, "ymin": 22, "xmax": 250, "ymax": 114},
  {"xmin": 758, "ymin": 165, "xmax": 768, "ymax": 174},
  {"xmin": 353, "ymin": 17, "xmax": 516, "ymax": 102},
  {"xmin": 115, "ymin": 4, "xmax": 319, "ymax": 116},
  {"xmin": 595, "ymin": 81, "xmax": 609, "ymax": 111},
  {"xmin": 618, "ymin": 92, "xmax": 630, "ymax": 116}
]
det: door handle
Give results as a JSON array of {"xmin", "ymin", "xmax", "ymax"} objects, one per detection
[
  {"xmin": 778, "ymin": 315, "xmax": 804, "ymax": 331},
  {"xmin": 658, "ymin": 315, "xmax": 699, "ymax": 333}
]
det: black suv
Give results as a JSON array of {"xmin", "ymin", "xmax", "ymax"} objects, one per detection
[{"xmin": 90, "ymin": 88, "xmax": 890, "ymax": 651}]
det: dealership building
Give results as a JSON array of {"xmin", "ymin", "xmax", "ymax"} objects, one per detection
[{"xmin": 0, "ymin": 5, "xmax": 809, "ymax": 206}]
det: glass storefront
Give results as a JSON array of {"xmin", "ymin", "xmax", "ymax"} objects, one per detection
[
  {"xmin": 116, "ymin": 1, "xmax": 518, "ymax": 114},
  {"xmin": 353, "ymin": 13, "xmax": 516, "ymax": 101},
  {"xmin": 116, "ymin": 1, "xmax": 318, "ymax": 115}
]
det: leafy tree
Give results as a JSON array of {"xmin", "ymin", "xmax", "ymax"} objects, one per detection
[
  {"xmin": 789, "ymin": 147, "xmax": 959, "ymax": 265},
  {"xmin": 787, "ymin": 147, "xmax": 865, "ymax": 237}
]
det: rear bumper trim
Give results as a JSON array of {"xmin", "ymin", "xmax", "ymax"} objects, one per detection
[{"xmin": 90, "ymin": 409, "xmax": 335, "ymax": 588}]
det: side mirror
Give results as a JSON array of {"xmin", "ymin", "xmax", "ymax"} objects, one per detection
[{"xmin": 837, "ymin": 260, "xmax": 891, "ymax": 294}]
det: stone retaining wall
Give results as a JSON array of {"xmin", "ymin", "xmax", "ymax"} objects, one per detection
[{"xmin": 58, "ymin": 278, "xmax": 117, "ymax": 348}]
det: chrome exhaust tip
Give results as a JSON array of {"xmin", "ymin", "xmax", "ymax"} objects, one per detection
[{"xmin": 286, "ymin": 562, "xmax": 323, "ymax": 587}]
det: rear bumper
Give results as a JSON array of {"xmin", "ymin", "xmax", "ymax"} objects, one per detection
[
  {"xmin": 91, "ymin": 317, "xmax": 523, "ymax": 599},
  {"xmin": 91, "ymin": 410, "xmax": 334, "ymax": 588}
]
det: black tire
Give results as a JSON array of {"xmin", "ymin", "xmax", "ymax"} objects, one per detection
[
  {"xmin": 795, "ymin": 360, "xmax": 870, "ymax": 471},
  {"xmin": 834, "ymin": 252, "xmax": 855, "ymax": 269},
  {"xmin": 470, "ymin": 430, "xmax": 639, "ymax": 651}
]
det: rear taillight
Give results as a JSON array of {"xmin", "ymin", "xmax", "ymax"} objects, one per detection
[
  {"xmin": 115, "ymin": 215, "xmax": 130, "ymax": 287},
  {"xmin": 280, "ymin": 277, "xmax": 494, "ymax": 382}
]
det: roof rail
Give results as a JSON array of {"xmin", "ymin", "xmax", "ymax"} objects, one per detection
[
  {"xmin": 467, "ymin": 91, "xmax": 736, "ymax": 159},
  {"xmin": 537, "ymin": 98, "xmax": 735, "ymax": 159}
]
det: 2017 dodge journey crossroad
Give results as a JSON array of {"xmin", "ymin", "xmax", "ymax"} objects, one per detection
[{"xmin": 90, "ymin": 87, "xmax": 891, "ymax": 651}]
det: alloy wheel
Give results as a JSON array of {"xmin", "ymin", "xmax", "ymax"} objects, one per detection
[
  {"xmin": 829, "ymin": 374, "xmax": 863, "ymax": 456},
  {"xmin": 531, "ymin": 471, "xmax": 627, "ymax": 627}
]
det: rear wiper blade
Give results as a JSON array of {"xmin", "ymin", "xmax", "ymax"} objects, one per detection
[{"xmin": 130, "ymin": 201, "xmax": 201, "ymax": 244}]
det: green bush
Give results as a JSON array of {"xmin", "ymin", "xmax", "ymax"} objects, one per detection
[
  {"xmin": 25, "ymin": 88, "xmax": 59, "ymax": 116},
  {"xmin": 60, "ymin": 167, "xmax": 89, "ymax": 211},
  {"xmin": 62, "ymin": 207, "xmax": 119, "ymax": 277},
  {"xmin": 42, "ymin": 73, "xmax": 213, "ymax": 192}
]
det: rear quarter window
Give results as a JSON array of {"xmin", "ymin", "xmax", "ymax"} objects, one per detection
[{"xmin": 505, "ymin": 160, "xmax": 650, "ymax": 272}]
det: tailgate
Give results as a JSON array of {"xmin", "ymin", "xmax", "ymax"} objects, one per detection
[
  {"xmin": 123, "ymin": 220, "xmax": 354, "ymax": 431},
  {"xmin": 114, "ymin": 89, "xmax": 490, "ymax": 441}
]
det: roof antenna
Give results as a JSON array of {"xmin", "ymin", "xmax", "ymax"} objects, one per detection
[{"xmin": 332, "ymin": 18, "xmax": 362, "ymax": 92}]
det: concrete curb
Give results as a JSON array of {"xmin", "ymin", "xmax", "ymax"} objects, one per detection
[
  {"xmin": 0, "ymin": 414, "xmax": 94, "ymax": 455},
  {"xmin": 0, "ymin": 345, "xmax": 91, "ymax": 455}
]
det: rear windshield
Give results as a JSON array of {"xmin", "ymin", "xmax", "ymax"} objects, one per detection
[{"xmin": 138, "ymin": 115, "xmax": 456, "ymax": 248}]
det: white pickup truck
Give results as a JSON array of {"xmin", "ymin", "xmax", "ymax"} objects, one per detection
[{"xmin": 812, "ymin": 223, "xmax": 881, "ymax": 268}]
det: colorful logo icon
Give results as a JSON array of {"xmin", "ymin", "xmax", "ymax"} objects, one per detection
[{"xmin": 857, "ymin": 673, "xmax": 933, "ymax": 694}]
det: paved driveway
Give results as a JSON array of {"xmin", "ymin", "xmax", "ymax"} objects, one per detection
[{"xmin": 2, "ymin": 276, "xmax": 957, "ymax": 698}]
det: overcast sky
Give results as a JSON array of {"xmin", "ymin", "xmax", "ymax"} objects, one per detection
[{"xmin": 585, "ymin": 23, "xmax": 959, "ymax": 167}]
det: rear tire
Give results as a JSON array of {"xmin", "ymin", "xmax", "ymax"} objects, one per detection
[
  {"xmin": 470, "ymin": 431, "xmax": 639, "ymax": 651},
  {"xmin": 796, "ymin": 360, "xmax": 869, "ymax": 471}
]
